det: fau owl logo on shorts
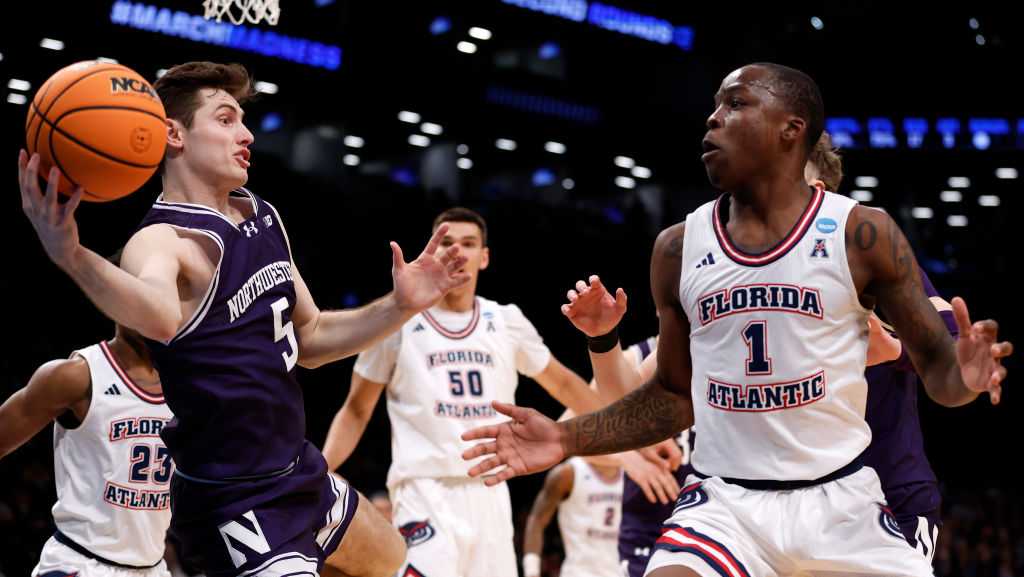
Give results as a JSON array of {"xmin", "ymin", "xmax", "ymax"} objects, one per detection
[
  {"xmin": 672, "ymin": 482, "xmax": 709, "ymax": 514},
  {"xmin": 399, "ymin": 520, "xmax": 436, "ymax": 547}
]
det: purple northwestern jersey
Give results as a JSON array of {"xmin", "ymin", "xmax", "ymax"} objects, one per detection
[
  {"xmin": 863, "ymin": 268, "xmax": 956, "ymax": 535},
  {"xmin": 138, "ymin": 189, "xmax": 304, "ymax": 480}
]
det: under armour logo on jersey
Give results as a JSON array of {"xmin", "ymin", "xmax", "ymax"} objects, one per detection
[
  {"xmin": 413, "ymin": 323, "xmax": 425, "ymax": 332},
  {"xmin": 105, "ymin": 383, "xmax": 121, "ymax": 395},
  {"xmin": 694, "ymin": 252, "xmax": 716, "ymax": 269},
  {"xmin": 263, "ymin": 214, "xmax": 273, "ymax": 228},
  {"xmin": 810, "ymin": 238, "xmax": 829, "ymax": 258},
  {"xmin": 242, "ymin": 222, "xmax": 259, "ymax": 237}
]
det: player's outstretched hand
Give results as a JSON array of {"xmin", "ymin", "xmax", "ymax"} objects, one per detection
[
  {"xmin": 462, "ymin": 402, "xmax": 566, "ymax": 486},
  {"xmin": 19, "ymin": 150, "xmax": 84, "ymax": 269},
  {"xmin": 952, "ymin": 297, "xmax": 1012, "ymax": 405},
  {"xmin": 619, "ymin": 450, "xmax": 680, "ymax": 505},
  {"xmin": 391, "ymin": 223, "xmax": 471, "ymax": 312},
  {"xmin": 866, "ymin": 313, "xmax": 902, "ymax": 367},
  {"xmin": 561, "ymin": 275, "xmax": 627, "ymax": 338}
]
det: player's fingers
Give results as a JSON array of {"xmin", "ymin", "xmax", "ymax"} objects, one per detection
[
  {"xmin": 467, "ymin": 456, "xmax": 505, "ymax": 477},
  {"xmin": 484, "ymin": 469, "xmax": 516, "ymax": 486},
  {"xmin": 575, "ymin": 279, "xmax": 588, "ymax": 294},
  {"xmin": 951, "ymin": 297, "xmax": 971, "ymax": 334},
  {"xmin": 988, "ymin": 381, "xmax": 1002, "ymax": 405},
  {"xmin": 589, "ymin": 275, "xmax": 605, "ymax": 292},
  {"xmin": 461, "ymin": 426, "xmax": 499, "ymax": 443},
  {"xmin": 423, "ymin": 223, "xmax": 448, "ymax": 256},
  {"xmin": 61, "ymin": 187, "xmax": 84, "ymax": 224},
  {"xmin": 567, "ymin": 289, "xmax": 579, "ymax": 303},
  {"xmin": 615, "ymin": 287, "xmax": 628, "ymax": 312},
  {"xmin": 652, "ymin": 476, "xmax": 671, "ymax": 505},
  {"xmin": 992, "ymin": 341, "xmax": 1013, "ymax": 359},
  {"xmin": 447, "ymin": 253, "xmax": 467, "ymax": 273},
  {"xmin": 992, "ymin": 365, "xmax": 1008, "ymax": 386},
  {"xmin": 44, "ymin": 166, "xmax": 61, "ymax": 218},
  {"xmin": 973, "ymin": 319, "xmax": 999, "ymax": 340},
  {"xmin": 637, "ymin": 477, "xmax": 657, "ymax": 504},
  {"xmin": 493, "ymin": 401, "xmax": 532, "ymax": 422},
  {"xmin": 391, "ymin": 241, "xmax": 406, "ymax": 270}
]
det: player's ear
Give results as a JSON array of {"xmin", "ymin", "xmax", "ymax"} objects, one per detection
[
  {"xmin": 479, "ymin": 246, "xmax": 490, "ymax": 271},
  {"xmin": 165, "ymin": 118, "xmax": 185, "ymax": 153},
  {"xmin": 782, "ymin": 116, "xmax": 806, "ymax": 146}
]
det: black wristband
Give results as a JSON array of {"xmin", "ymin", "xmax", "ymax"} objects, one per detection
[{"xmin": 587, "ymin": 327, "xmax": 620, "ymax": 353}]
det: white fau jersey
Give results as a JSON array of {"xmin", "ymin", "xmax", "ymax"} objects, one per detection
[
  {"xmin": 354, "ymin": 297, "xmax": 551, "ymax": 489},
  {"xmin": 52, "ymin": 342, "xmax": 174, "ymax": 566},
  {"xmin": 557, "ymin": 458, "xmax": 623, "ymax": 577},
  {"xmin": 679, "ymin": 188, "xmax": 871, "ymax": 480}
]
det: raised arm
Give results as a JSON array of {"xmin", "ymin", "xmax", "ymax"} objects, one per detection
[
  {"xmin": 561, "ymin": 276, "xmax": 645, "ymax": 401},
  {"xmin": 20, "ymin": 154, "xmax": 184, "ymax": 342},
  {"xmin": 521, "ymin": 462, "xmax": 574, "ymax": 577},
  {"xmin": 290, "ymin": 223, "xmax": 470, "ymax": 368},
  {"xmin": 846, "ymin": 206, "xmax": 1011, "ymax": 406},
  {"xmin": 322, "ymin": 373, "xmax": 387, "ymax": 471},
  {"xmin": 562, "ymin": 223, "xmax": 694, "ymax": 455},
  {"xmin": 0, "ymin": 358, "xmax": 90, "ymax": 459}
]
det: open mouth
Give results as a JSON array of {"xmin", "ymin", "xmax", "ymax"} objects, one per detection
[{"xmin": 701, "ymin": 139, "xmax": 720, "ymax": 160}]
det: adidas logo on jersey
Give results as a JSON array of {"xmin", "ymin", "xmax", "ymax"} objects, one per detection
[
  {"xmin": 695, "ymin": 252, "xmax": 716, "ymax": 269},
  {"xmin": 413, "ymin": 323, "xmax": 426, "ymax": 332},
  {"xmin": 105, "ymin": 384, "xmax": 121, "ymax": 395}
]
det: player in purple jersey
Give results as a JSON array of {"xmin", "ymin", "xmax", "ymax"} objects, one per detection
[
  {"xmin": 19, "ymin": 61, "xmax": 471, "ymax": 577},
  {"xmin": 461, "ymin": 63, "xmax": 1011, "ymax": 577}
]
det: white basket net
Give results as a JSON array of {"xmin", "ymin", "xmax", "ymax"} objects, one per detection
[{"xmin": 202, "ymin": 0, "xmax": 280, "ymax": 25}]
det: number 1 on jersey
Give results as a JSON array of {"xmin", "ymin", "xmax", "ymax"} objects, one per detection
[{"xmin": 742, "ymin": 321, "xmax": 772, "ymax": 375}]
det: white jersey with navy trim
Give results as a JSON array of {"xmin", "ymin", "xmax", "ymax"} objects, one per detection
[
  {"xmin": 557, "ymin": 458, "xmax": 623, "ymax": 577},
  {"xmin": 354, "ymin": 296, "xmax": 551, "ymax": 489},
  {"xmin": 51, "ymin": 342, "xmax": 174, "ymax": 566},
  {"xmin": 679, "ymin": 188, "xmax": 871, "ymax": 480}
]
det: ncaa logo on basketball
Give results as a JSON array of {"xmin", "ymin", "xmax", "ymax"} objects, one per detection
[
  {"xmin": 815, "ymin": 218, "xmax": 837, "ymax": 234},
  {"xmin": 109, "ymin": 77, "xmax": 158, "ymax": 99},
  {"xmin": 398, "ymin": 520, "xmax": 436, "ymax": 547}
]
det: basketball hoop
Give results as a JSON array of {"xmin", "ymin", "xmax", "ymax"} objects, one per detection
[{"xmin": 203, "ymin": 0, "xmax": 280, "ymax": 25}]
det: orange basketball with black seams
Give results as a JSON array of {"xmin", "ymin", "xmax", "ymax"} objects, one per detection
[{"xmin": 25, "ymin": 60, "xmax": 166, "ymax": 202}]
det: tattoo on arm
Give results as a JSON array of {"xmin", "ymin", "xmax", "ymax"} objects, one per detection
[
  {"xmin": 565, "ymin": 376, "xmax": 691, "ymax": 456},
  {"xmin": 666, "ymin": 234, "xmax": 684, "ymax": 259},
  {"xmin": 853, "ymin": 221, "xmax": 877, "ymax": 251}
]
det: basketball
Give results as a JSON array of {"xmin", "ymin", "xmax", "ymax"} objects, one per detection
[{"xmin": 24, "ymin": 61, "xmax": 166, "ymax": 202}]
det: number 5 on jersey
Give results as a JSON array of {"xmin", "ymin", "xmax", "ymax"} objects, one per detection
[{"xmin": 272, "ymin": 297, "xmax": 298, "ymax": 371}]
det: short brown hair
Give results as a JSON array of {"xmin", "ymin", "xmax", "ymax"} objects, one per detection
[
  {"xmin": 154, "ymin": 62, "xmax": 254, "ymax": 129},
  {"xmin": 808, "ymin": 131, "xmax": 843, "ymax": 192},
  {"xmin": 432, "ymin": 207, "xmax": 488, "ymax": 246}
]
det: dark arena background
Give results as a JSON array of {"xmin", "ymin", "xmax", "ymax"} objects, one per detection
[{"xmin": 1, "ymin": 1, "xmax": 1021, "ymax": 575}]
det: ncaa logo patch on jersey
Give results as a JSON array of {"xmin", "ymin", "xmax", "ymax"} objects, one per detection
[
  {"xmin": 399, "ymin": 520, "xmax": 436, "ymax": 547},
  {"xmin": 810, "ymin": 238, "xmax": 830, "ymax": 259},
  {"xmin": 815, "ymin": 217, "xmax": 838, "ymax": 234}
]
